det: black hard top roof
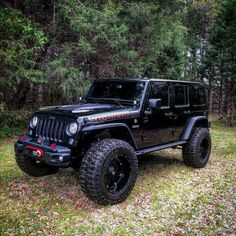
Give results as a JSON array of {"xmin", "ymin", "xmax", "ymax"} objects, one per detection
[{"xmin": 94, "ymin": 78, "xmax": 204, "ymax": 85}]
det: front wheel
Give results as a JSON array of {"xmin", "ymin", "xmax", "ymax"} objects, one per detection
[
  {"xmin": 183, "ymin": 128, "xmax": 211, "ymax": 168},
  {"xmin": 79, "ymin": 139, "xmax": 138, "ymax": 205}
]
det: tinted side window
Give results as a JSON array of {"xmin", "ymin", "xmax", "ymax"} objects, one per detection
[
  {"xmin": 150, "ymin": 83, "xmax": 170, "ymax": 107},
  {"xmin": 174, "ymin": 85, "xmax": 189, "ymax": 106},
  {"xmin": 192, "ymin": 85, "xmax": 206, "ymax": 106}
]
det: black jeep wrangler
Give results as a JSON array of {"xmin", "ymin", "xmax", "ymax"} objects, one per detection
[{"xmin": 15, "ymin": 78, "xmax": 211, "ymax": 205}]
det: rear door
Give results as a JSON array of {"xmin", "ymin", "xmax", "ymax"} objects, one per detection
[
  {"xmin": 172, "ymin": 83, "xmax": 191, "ymax": 139},
  {"xmin": 190, "ymin": 84, "xmax": 207, "ymax": 116}
]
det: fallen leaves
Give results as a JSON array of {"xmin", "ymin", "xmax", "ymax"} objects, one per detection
[{"xmin": 9, "ymin": 182, "xmax": 32, "ymax": 198}]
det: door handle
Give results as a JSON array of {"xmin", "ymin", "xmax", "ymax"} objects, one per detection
[
  {"xmin": 164, "ymin": 112, "xmax": 173, "ymax": 117},
  {"xmin": 184, "ymin": 110, "xmax": 191, "ymax": 115}
]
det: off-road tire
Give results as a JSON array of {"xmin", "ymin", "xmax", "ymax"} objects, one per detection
[
  {"xmin": 15, "ymin": 154, "xmax": 59, "ymax": 177},
  {"xmin": 183, "ymin": 128, "xmax": 211, "ymax": 168},
  {"xmin": 79, "ymin": 139, "xmax": 138, "ymax": 205}
]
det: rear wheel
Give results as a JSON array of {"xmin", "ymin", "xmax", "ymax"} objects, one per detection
[
  {"xmin": 79, "ymin": 139, "xmax": 138, "ymax": 205},
  {"xmin": 183, "ymin": 128, "xmax": 211, "ymax": 168},
  {"xmin": 16, "ymin": 154, "xmax": 59, "ymax": 177}
]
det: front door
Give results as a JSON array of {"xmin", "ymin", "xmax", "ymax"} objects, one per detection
[{"xmin": 139, "ymin": 82, "xmax": 175, "ymax": 148}]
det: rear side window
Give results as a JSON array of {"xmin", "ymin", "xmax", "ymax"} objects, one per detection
[
  {"xmin": 192, "ymin": 85, "xmax": 206, "ymax": 106},
  {"xmin": 174, "ymin": 85, "xmax": 189, "ymax": 106},
  {"xmin": 150, "ymin": 83, "xmax": 170, "ymax": 107}
]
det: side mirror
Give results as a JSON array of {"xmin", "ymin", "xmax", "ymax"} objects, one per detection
[{"xmin": 148, "ymin": 99, "xmax": 162, "ymax": 109}]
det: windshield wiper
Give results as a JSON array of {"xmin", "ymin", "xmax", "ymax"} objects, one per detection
[
  {"xmin": 87, "ymin": 97, "xmax": 124, "ymax": 108},
  {"xmin": 86, "ymin": 97, "xmax": 100, "ymax": 104},
  {"xmin": 110, "ymin": 99, "xmax": 124, "ymax": 108}
]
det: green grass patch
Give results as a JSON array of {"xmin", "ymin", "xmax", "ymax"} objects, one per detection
[{"xmin": 0, "ymin": 119, "xmax": 235, "ymax": 235}]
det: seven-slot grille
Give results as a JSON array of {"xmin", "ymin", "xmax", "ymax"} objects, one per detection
[{"xmin": 35, "ymin": 117, "xmax": 67, "ymax": 142}]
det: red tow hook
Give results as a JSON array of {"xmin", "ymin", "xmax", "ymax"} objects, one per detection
[
  {"xmin": 20, "ymin": 135, "xmax": 26, "ymax": 141},
  {"xmin": 25, "ymin": 146, "xmax": 44, "ymax": 157},
  {"xmin": 50, "ymin": 143, "xmax": 56, "ymax": 150}
]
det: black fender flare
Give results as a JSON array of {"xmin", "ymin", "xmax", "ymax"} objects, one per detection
[
  {"xmin": 180, "ymin": 116, "xmax": 210, "ymax": 141},
  {"xmin": 81, "ymin": 123, "xmax": 137, "ymax": 150}
]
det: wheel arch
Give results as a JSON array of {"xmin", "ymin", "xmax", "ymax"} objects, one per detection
[
  {"xmin": 80, "ymin": 123, "xmax": 137, "ymax": 150},
  {"xmin": 180, "ymin": 116, "xmax": 210, "ymax": 141}
]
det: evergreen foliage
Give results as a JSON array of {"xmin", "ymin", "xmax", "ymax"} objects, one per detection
[{"xmin": 0, "ymin": 0, "xmax": 235, "ymax": 125}]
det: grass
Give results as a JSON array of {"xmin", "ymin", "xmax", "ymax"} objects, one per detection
[{"xmin": 0, "ymin": 118, "xmax": 235, "ymax": 236}]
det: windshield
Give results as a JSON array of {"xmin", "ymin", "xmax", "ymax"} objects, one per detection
[{"xmin": 87, "ymin": 80, "xmax": 146, "ymax": 105}]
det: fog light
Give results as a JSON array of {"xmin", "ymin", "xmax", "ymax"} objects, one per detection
[
  {"xmin": 59, "ymin": 156, "xmax": 63, "ymax": 162},
  {"xmin": 29, "ymin": 130, "xmax": 33, "ymax": 135},
  {"xmin": 68, "ymin": 138, "xmax": 74, "ymax": 145}
]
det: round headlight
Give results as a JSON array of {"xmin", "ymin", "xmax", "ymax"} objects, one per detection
[
  {"xmin": 30, "ymin": 116, "xmax": 38, "ymax": 128},
  {"xmin": 67, "ymin": 122, "xmax": 78, "ymax": 135}
]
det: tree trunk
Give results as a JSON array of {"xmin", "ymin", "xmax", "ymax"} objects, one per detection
[
  {"xmin": 52, "ymin": 0, "xmax": 56, "ymax": 33},
  {"xmin": 229, "ymin": 78, "xmax": 235, "ymax": 126},
  {"xmin": 218, "ymin": 77, "xmax": 224, "ymax": 118},
  {"xmin": 208, "ymin": 68, "xmax": 213, "ymax": 114}
]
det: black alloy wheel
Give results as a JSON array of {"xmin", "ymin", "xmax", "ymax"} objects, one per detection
[
  {"xmin": 79, "ymin": 139, "xmax": 138, "ymax": 205},
  {"xmin": 104, "ymin": 154, "xmax": 131, "ymax": 194},
  {"xmin": 199, "ymin": 138, "xmax": 210, "ymax": 160}
]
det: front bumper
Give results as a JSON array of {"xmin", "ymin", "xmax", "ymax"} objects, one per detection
[{"xmin": 14, "ymin": 136, "xmax": 72, "ymax": 167}]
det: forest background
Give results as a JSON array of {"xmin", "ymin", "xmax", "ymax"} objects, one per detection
[{"xmin": 0, "ymin": 0, "xmax": 235, "ymax": 137}]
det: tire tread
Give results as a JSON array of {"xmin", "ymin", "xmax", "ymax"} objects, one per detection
[
  {"xmin": 79, "ymin": 138, "xmax": 138, "ymax": 205},
  {"xmin": 183, "ymin": 128, "xmax": 211, "ymax": 168}
]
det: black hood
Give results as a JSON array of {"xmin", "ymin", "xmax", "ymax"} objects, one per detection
[{"xmin": 37, "ymin": 103, "xmax": 124, "ymax": 118}]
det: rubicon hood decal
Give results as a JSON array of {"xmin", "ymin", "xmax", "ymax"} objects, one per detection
[{"xmin": 88, "ymin": 110, "xmax": 132, "ymax": 123}]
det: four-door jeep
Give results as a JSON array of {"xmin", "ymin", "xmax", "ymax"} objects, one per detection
[{"xmin": 15, "ymin": 78, "xmax": 211, "ymax": 205}]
